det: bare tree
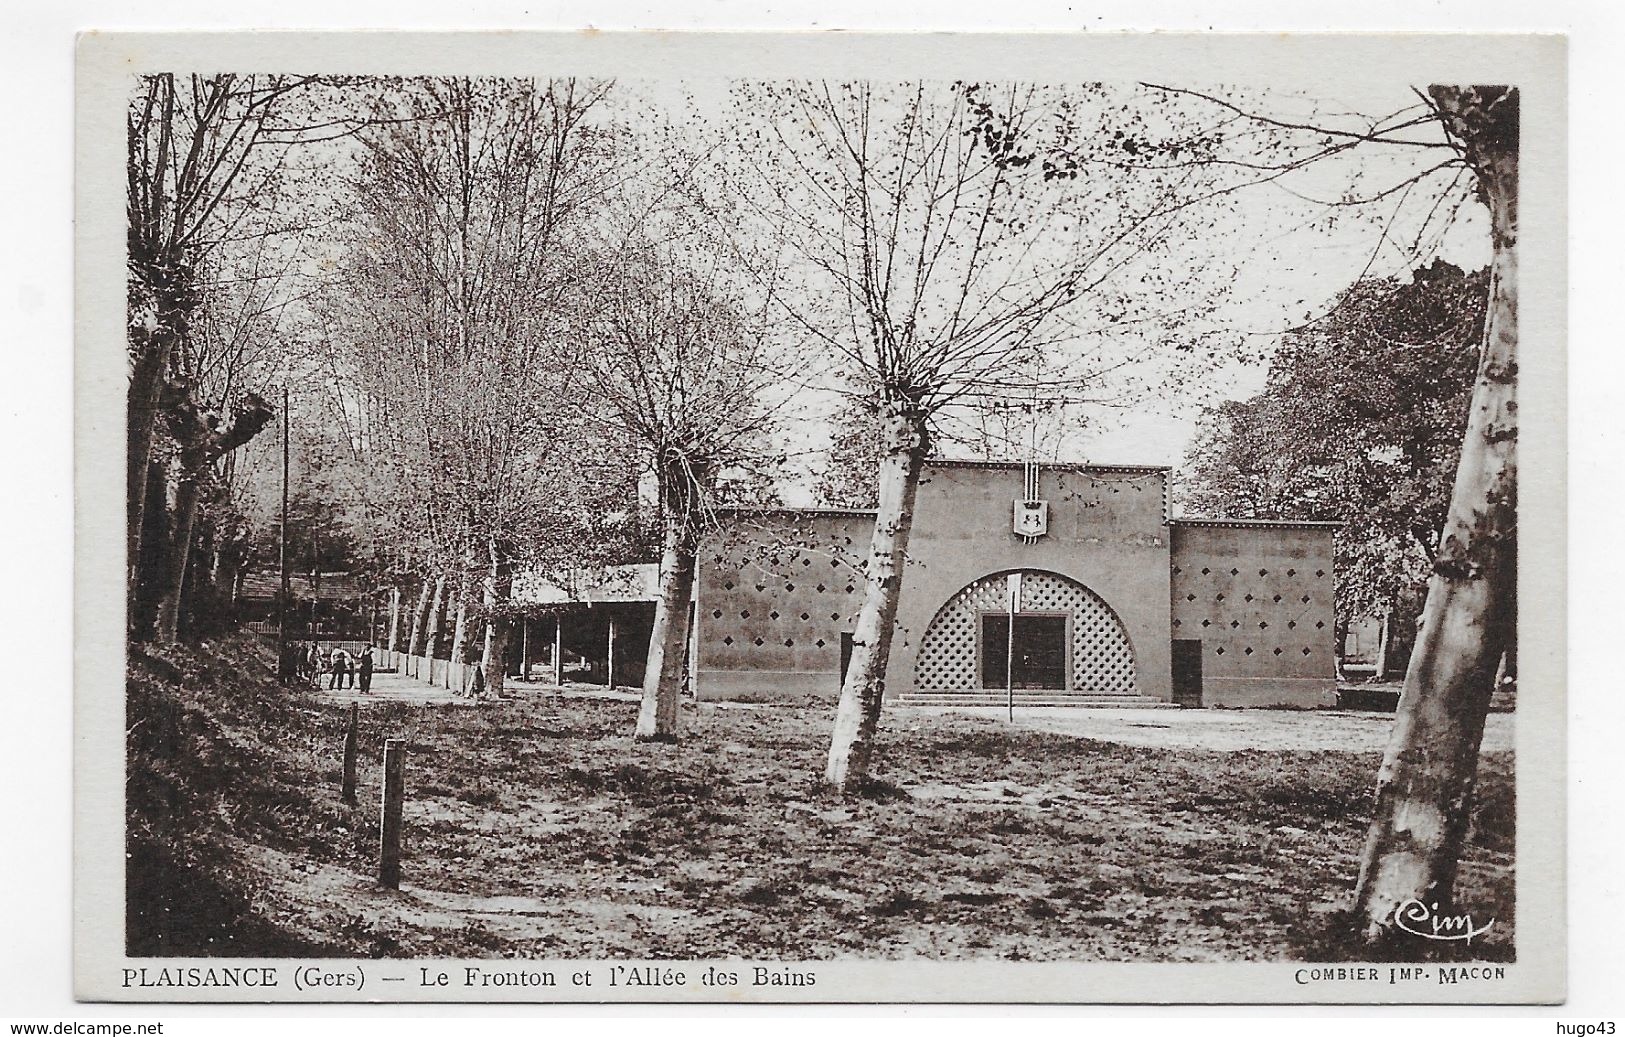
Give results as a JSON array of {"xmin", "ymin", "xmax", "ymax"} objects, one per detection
[
  {"xmin": 1127, "ymin": 81, "xmax": 1518, "ymax": 946},
  {"xmin": 323, "ymin": 76, "xmax": 618, "ymax": 695},
  {"xmin": 127, "ymin": 72, "xmax": 363, "ymax": 639},
  {"xmin": 568, "ymin": 202, "xmax": 789, "ymax": 740},
  {"xmin": 728, "ymin": 81, "xmax": 1255, "ymax": 790}
]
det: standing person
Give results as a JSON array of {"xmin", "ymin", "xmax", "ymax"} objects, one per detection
[
  {"xmin": 308, "ymin": 642, "xmax": 325, "ymax": 689},
  {"xmin": 277, "ymin": 640, "xmax": 296, "ymax": 686},
  {"xmin": 329, "ymin": 645, "xmax": 352, "ymax": 690},
  {"xmin": 358, "ymin": 643, "xmax": 374, "ymax": 695}
]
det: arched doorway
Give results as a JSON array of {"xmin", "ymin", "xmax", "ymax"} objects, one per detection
[{"xmin": 913, "ymin": 569, "xmax": 1136, "ymax": 695}]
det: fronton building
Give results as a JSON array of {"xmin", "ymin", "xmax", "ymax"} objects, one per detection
[
  {"xmin": 466, "ymin": 460, "xmax": 1339, "ymax": 708},
  {"xmin": 693, "ymin": 460, "xmax": 1340, "ymax": 709}
]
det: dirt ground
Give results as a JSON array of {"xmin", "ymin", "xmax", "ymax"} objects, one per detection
[
  {"xmin": 127, "ymin": 642, "xmax": 1515, "ymax": 963},
  {"xmin": 918, "ymin": 703, "xmax": 1515, "ymax": 754}
]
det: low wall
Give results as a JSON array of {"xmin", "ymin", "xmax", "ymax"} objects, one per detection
[
  {"xmin": 695, "ymin": 668, "xmax": 841, "ymax": 703},
  {"xmin": 390, "ymin": 652, "xmax": 483, "ymax": 694},
  {"xmin": 1202, "ymin": 676, "xmax": 1338, "ymax": 709}
]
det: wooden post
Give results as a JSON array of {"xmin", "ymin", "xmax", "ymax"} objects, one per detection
[
  {"xmin": 341, "ymin": 702, "xmax": 358, "ymax": 804},
  {"xmin": 378, "ymin": 738, "xmax": 406, "ymax": 889},
  {"xmin": 607, "ymin": 616, "xmax": 617, "ymax": 690},
  {"xmin": 1005, "ymin": 613, "xmax": 1015, "ymax": 724},
  {"xmin": 1375, "ymin": 611, "xmax": 1392, "ymax": 682},
  {"xmin": 520, "ymin": 619, "xmax": 530, "ymax": 682},
  {"xmin": 552, "ymin": 616, "xmax": 563, "ymax": 686},
  {"xmin": 1005, "ymin": 573, "xmax": 1021, "ymax": 723}
]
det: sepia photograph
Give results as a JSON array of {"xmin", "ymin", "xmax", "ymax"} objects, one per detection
[{"xmin": 72, "ymin": 30, "xmax": 1566, "ymax": 1003}]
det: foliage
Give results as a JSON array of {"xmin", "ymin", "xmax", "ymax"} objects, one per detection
[
  {"xmin": 319, "ymin": 78, "xmax": 623, "ymax": 588},
  {"xmin": 1179, "ymin": 260, "xmax": 1486, "ymax": 637},
  {"xmin": 814, "ymin": 387, "xmax": 886, "ymax": 509}
]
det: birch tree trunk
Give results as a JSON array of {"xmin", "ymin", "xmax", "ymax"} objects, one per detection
[
  {"xmin": 405, "ymin": 579, "xmax": 431, "ymax": 660},
  {"xmin": 424, "ymin": 574, "xmax": 447, "ymax": 663},
  {"xmin": 481, "ymin": 537, "xmax": 513, "ymax": 699},
  {"xmin": 154, "ymin": 471, "xmax": 202, "ymax": 643},
  {"xmin": 636, "ymin": 513, "xmax": 698, "ymax": 741},
  {"xmin": 825, "ymin": 404, "xmax": 930, "ymax": 791},
  {"xmin": 1353, "ymin": 86, "xmax": 1519, "ymax": 943}
]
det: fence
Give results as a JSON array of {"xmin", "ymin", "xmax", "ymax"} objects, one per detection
[{"xmin": 386, "ymin": 651, "xmax": 566, "ymax": 694}]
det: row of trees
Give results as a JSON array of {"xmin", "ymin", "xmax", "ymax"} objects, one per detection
[{"xmin": 127, "ymin": 73, "xmax": 1519, "ymax": 948}]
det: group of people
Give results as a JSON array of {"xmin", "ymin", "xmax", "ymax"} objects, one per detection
[{"xmin": 285, "ymin": 641, "xmax": 376, "ymax": 693}]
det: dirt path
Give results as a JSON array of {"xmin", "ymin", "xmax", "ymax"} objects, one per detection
[
  {"xmin": 311, "ymin": 669, "xmax": 470, "ymax": 707},
  {"xmin": 315, "ymin": 672, "xmax": 643, "ymax": 708},
  {"xmin": 909, "ymin": 705, "xmax": 1515, "ymax": 753}
]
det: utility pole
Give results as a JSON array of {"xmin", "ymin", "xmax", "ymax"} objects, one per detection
[{"xmin": 276, "ymin": 385, "xmax": 291, "ymax": 682}]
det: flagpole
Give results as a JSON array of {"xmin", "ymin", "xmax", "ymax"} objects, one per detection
[
  {"xmin": 1006, "ymin": 573, "xmax": 1019, "ymax": 723},
  {"xmin": 1006, "ymin": 611, "xmax": 1015, "ymax": 723}
]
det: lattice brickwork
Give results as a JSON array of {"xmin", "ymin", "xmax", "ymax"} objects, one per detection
[
  {"xmin": 914, "ymin": 571, "xmax": 1136, "ymax": 694},
  {"xmin": 698, "ymin": 513, "xmax": 873, "ymax": 673},
  {"xmin": 1168, "ymin": 526, "xmax": 1337, "ymax": 679}
]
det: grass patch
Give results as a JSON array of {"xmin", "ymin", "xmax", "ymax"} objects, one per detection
[{"xmin": 125, "ymin": 637, "xmax": 1515, "ymax": 961}]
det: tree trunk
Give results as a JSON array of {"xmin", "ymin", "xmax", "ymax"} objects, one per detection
[
  {"xmin": 405, "ymin": 579, "xmax": 431, "ymax": 660},
  {"xmin": 1376, "ymin": 610, "xmax": 1392, "ymax": 681},
  {"xmin": 825, "ymin": 404, "xmax": 930, "ymax": 792},
  {"xmin": 552, "ymin": 616, "xmax": 563, "ymax": 686},
  {"xmin": 145, "ymin": 388, "xmax": 275, "ymax": 643},
  {"xmin": 1333, "ymin": 615, "xmax": 1350, "ymax": 682},
  {"xmin": 449, "ymin": 594, "xmax": 468, "ymax": 681},
  {"xmin": 130, "ymin": 461, "xmax": 172, "ymax": 641},
  {"xmin": 126, "ymin": 303, "xmax": 187, "ymax": 638},
  {"xmin": 1353, "ymin": 86, "xmax": 1518, "ymax": 944},
  {"xmin": 154, "ymin": 470, "xmax": 203, "ymax": 643},
  {"xmin": 481, "ymin": 537, "xmax": 513, "ymax": 699},
  {"xmin": 424, "ymin": 574, "xmax": 447, "ymax": 662},
  {"xmin": 386, "ymin": 587, "xmax": 402, "ymax": 655},
  {"xmin": 636, "ymin": 513, "xmax": 698, "ymax": 741},
  {"xmin": 520, "ymin": 620, "xmax": 530, "ymax": 681}
]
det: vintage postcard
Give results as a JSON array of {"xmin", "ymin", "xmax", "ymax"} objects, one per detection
[{"xmin": 75, "ymin": 31, "xmax": 1567, "ymax": 1003}]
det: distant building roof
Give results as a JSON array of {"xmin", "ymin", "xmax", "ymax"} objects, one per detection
[
  {"xmin": 512, "ymin": 563, "xmax": 661, "ymax": 605},
  {"xmin": 1170, "ymin": 518, "xmax": 1344, "ymax": 530},
  {"xmin": 928, "ymin": 459, "xmax": 1171, "ymax": 475},
  {"xmin": 239, "ymin": 571, "xmax": 371, "ymax": 601},
  {"xmin": 715, "ymin": 506, "xmax": 879, "ymax": 519}
]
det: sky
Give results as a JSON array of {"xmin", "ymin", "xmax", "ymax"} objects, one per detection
[
  {"xmin": 640, "ymin": 79, "xmax": 1493, "ymax": 502},
  {"xmin": 221, "ymin": 75, "xmax": 1492, "ymax": 510}
]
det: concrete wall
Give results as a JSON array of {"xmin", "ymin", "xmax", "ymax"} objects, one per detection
[
  {"xmin": 692, "ymin": 465, "xmax": 1338, "ymax": 708},
  {"xmin": 1169, "ymin": 522, "xmax": 1339, "ymax": 707},
  {"xmin": 695, "ymin": 462, "xmax": 1174, "ymax": 702},
  {"xmin": 888, "ymin": 463, "xmax": 1172, "ymax": 701},
  {"xmin": 694, "ymin": 510, "xmax": 872, "ymax": 701}
]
